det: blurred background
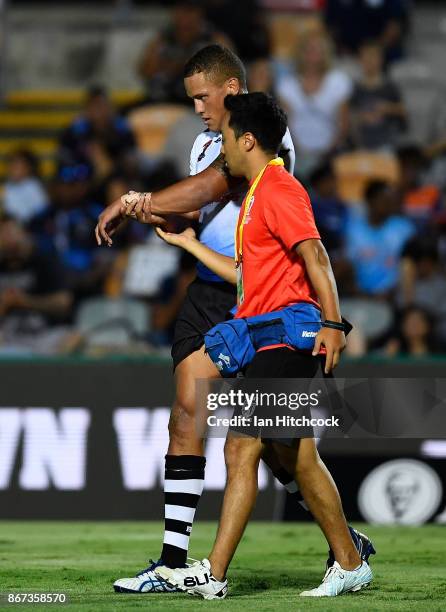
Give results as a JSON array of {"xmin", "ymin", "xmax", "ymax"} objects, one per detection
[
  {"xmin": 0, "ymin": 0, "xmax": 445, "ymax": 525},
  {"xmin": 1, "ymin": 0, "xmax": 446, "ymax": 360}
]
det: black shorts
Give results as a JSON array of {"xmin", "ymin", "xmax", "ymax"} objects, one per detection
[
  {"xmin": 230, "ymin": 347, "xmax": 325, "ymax": 446},
  {"xmin": 171, "ymin": 277, "xmax": 237, "ymax": 370}
]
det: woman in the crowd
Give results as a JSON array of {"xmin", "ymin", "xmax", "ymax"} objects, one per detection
[
  {"xmin": 276, "ymin": 30, "xmax": 352, "ymax": 178},
  {"xmin": 385, "ymin": 306, "xmax": 438, "ymax": 357},
  {"xmin": 349, "ymin": 40, "xmax": 407, "ymax": 150}
]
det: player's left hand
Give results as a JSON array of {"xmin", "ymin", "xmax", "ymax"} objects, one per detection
[
  {"xmin": 312, "ymin": 327, "xmax": 346, "ymax": 374},
  {"xmin": 95, "ymin": 198, "xmax": 126, "ymax": 246}
]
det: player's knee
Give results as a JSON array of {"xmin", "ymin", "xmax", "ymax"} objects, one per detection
[
  {"xmin": 224, "ymin": 436, "xmax": 258, "ymax": 477},
  {"xmin": 168, "ymin": 399, "xmax": 196, "ymax": 444}
]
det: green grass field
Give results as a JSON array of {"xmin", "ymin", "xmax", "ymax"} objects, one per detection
[{"xmin": 1, "ymin": 521, "xmax": 445, "ymax": 611}]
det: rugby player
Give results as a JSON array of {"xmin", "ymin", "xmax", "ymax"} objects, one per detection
[
  {"xmin": 97, "ymin": 46, "xmax": 374, "ymax": 594},
  {"xmin": 154, "ymin": 93, "xmax": 373, "ymax": 598}
]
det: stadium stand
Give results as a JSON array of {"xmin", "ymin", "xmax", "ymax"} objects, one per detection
[{"xmin": 0, "ymin": 0, "xmax": 445, "ymax": 358}]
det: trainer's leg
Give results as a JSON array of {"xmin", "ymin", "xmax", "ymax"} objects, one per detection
[
  {"xmin": 208, "ymin": 434, "xmax": 264, "ymax": 581},
  {"xmin": 161, "ymin": 346, "xmax": 220, "ymax": 568},
  {"xmin": 275, "ymin": 439, "xmax": 361, "ymax": 570}
]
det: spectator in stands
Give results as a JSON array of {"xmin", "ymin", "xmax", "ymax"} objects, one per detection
[
  {"xmin": 396, "ymin": 145, "xmax": 442, "ymax": 227},
  {"xmin": 0, "ymin": 217, "xmax": 72, "ymax": 346},
  {"xmin": 309, "ymin": 162, "xmax": 354, "ymax": 293},
  {"xmin": 385, "ymin": 306, "xmax": 437, "ymax": 357},
  {"xmin": 399, "ymin": 236, "xmax": 446, "ymax": 348},
  {"xmin": 349, "ymin": 41, "xmax": 406, "ymax": 150},
  {"xmin": 325, "ymin": 0, "xmax": 410, "ymax": 65},
  {"xmin": 345, "ymin": 180, "xmax": 415, "ymax": 297},
  {"xmin": 309, "ymin": 162, "xmax": 348, "ymax": 259},
  {"xmin": 276, "ymin": 30, "xmax": 352, "ymax": 178},
  {"xmin": 43, "ymin": 162, "xmax": 113, "ymax": 300},
  {"xmin": 3, "ymin": 150, "xmax": 49, "ymax": 224},
  {"xmin": 246, "ymin": 59, "xmax": 275, "ymax": 95},
  {"xmin": 205, "ymin": 0, "xmax": 269, "ymax": 64},
  {"xmin": 150, "ymin": 250, "xmax": 197, "ymax": 346},
  {"xmin": 104, "ymin": 212, "xmax": 191, "ymax": 302},
  {"xmin": 58, "ymin": 86, "xmax": 136, "ymax": 173},
  {"xmin": 138, "ymin": 0, "xmax": 230, "ymax": 105}
]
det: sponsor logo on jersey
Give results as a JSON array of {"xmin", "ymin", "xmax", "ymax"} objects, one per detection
[
  {"xmin": 244, "ymin": 196, "xmax": 255, "ymax": 224},
  {"xmin": 197, "ymin": 139, "xmax": 213, "ymax": 162}
]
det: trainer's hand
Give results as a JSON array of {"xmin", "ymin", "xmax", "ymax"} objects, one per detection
[
  {"xmin": 155, "ymin": 226, "xmax": 196, "ymax": 249},
  {"xmin": 312, "ymin": 327, "xmax": 346, "ymax": 374},
  {"xmin": 95, "ymin": 198, "xmax": 126, "ymax": 247},
  {"xmin": 120, "ymin": 191, "xmax": 166, "ymax": 226}
]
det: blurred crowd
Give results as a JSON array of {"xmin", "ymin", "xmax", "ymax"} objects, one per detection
[{"xmin": 1, "ymin": 0, "xmax": 445, "ymax": 359}]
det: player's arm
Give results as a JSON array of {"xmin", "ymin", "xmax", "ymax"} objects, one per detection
[
  {"xmin": 155, "ymin": 227, "xmax": 236, "ymax": 284},
  {"xmin": 95, "ymin": 155, "xmax": 239, "ymax": 246},
  {"xmin": 133, "ymin": 154, "xmax": 237, "ymax": 217},
  {"xmin": 295, "ymin": 238, "xmax": 346, "ymax": 373}
]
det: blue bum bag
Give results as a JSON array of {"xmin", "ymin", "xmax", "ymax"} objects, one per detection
[{"xmin": 204, "ymin": 302, "xmax": 322, "ymax": 377}]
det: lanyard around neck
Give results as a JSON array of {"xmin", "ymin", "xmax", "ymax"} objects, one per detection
[{"xmin": 235, "ymin": 157, "xmax": 284, "ymax": 265}]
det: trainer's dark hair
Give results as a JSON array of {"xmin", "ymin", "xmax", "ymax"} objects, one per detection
[
  {"xmin": 224, "ymin": 93, "xmax": 287, "ymax": 154},
  {"xmin": 183, "ymin": 44, "xmax": 247, "ymax": 90}
]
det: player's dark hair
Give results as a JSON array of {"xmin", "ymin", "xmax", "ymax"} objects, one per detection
[
  {"xmin": 224, "ymin": 93, "xmax": 287, "ymax": 154},
  {"xmin": 183, "ymin": 44, "xmax": 247, "ymax": 90}
]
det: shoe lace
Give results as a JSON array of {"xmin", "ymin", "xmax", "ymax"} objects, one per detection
[
  {"xmin": 322, "ymin": 564, "xmax": 344, "ymax": 583},
  {"xmin": 136, "ymin": 558, "xmax": 159, "ymax": 577},
  {"xmin": 186, "ymin": 557, "xmax": 201, "ymax": 568}
]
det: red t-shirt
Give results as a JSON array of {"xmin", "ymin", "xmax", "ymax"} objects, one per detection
[{"xmin": 235, "ymin": 164, "xmax": 321, "ymax": 320}]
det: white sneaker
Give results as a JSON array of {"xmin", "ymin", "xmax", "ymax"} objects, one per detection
[
  {"xmin": 300, "ymin": 560, "xmax": 373, "ymax": 597},
  {"xmin": 155, "ymin": 558, "xmax": 228, "ymax": 600},
  {"xmin": 113, "ymin": 559, "xmax": 181, "ymax": 593}
]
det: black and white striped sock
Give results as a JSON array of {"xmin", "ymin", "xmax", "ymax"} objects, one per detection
[
  {"xmin": 161, "ymin": 454, "xmax": 206, "ymax": 568},
  {"xmin": 274, "ymin": 467, "xmax": 308, "ymax": 510}
]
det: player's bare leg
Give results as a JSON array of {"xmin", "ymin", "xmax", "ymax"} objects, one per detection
[
  {"xmin": 275, "ymin": 439, "xmax": 361, "ymax": 571},
  {"xmin": 113, "ymin": 347, "xmax": 221, "ymax": 592},
  {"xmin": 169, "ymin": 346, "xmax": 220, "ymax": 456}
]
